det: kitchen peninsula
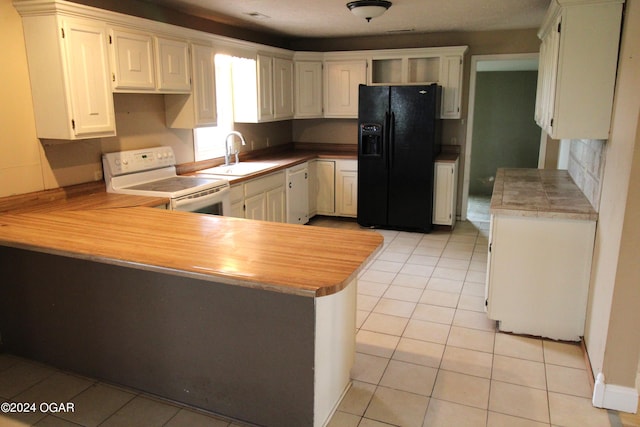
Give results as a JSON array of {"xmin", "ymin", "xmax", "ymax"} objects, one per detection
[
  {"xmin": 0, "ymin": 199, "xmax": 383, "ymax": 426},
  {"xmin": 486, "ymin": 168, "xmax": 597, "ymax": 341}
]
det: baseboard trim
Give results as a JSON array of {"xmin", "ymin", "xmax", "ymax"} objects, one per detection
[{"xmin": 593, "ymin": 373, "xmax": 639, "ymax": 413}]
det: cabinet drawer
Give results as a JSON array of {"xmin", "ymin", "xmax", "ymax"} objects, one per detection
[{"xmin": 244, "ymin": 172, "xmax": 285, "ymax": 197}]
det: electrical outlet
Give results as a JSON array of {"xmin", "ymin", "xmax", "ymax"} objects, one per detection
[{"xmin": 94, "ymin": 170, "xmax": 103, "ymax": 181}]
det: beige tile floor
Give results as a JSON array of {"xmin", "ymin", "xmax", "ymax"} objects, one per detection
[
  {"xmin": 0, "ymin": 217, "xmax": 627, "ymax": 427},
  {"xmin": 315, "ymin": 217, "xmax": 622, "ymax": 427}
]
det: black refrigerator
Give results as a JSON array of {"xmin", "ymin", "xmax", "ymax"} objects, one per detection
[{"xmin": 357, "ymin": 84, "xmax": 441, "ymax": 232}]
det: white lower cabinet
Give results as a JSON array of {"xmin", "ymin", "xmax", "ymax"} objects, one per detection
[
  {"xmin": 485, "ymin": 214, "xmax": 596, "ymax": 341},
  {"xmin": 244, "ymin": 193, "xmax": 265, "ymax": 221},
  {"xmin": 312, "ymin": 159, "xmax": 357, "ymax": 218},
  {"xmin": 266, "ymin": 186, "xmax": 286, "ymax": 223},
  {"xmin": 433, "ymin": 157, "xmax": 458, "ymax": 227},
  {"xmin": 229, "ymin": 184, "xmax": 244, "ymax": 218},
  {"xmin": 286, "ymin": 163, "xmax": 309, "ymax": 224},
  {"xmin": 243, "ymin": 171, "xmax": 286, "ymax": 222},
  {"xmin": 315, "ymin": 160, "xmax": 336, "ymax": 216},
  {"xmin": 227, "ymin": 159, "xmax": 356, "ymax": 222},
  {"xmin": 335, "ymin": 160, "xmax": 358, "ymax": 218}
]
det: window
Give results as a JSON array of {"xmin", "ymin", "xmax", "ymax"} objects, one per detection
[{"xmin": 193, "ymin": 54, "xmax": 234, "ymax": 161}]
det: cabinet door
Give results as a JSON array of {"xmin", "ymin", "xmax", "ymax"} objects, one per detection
[
  {"xmin": 156, "ymin": 37, "xmax": 191, "ymax": 92},
  {"xmin": 324, "ymin": 60, "xmax": 367, "ymax": 118},
  {"xmin": 307, "ymin": 160, "xmax": 318, "ymax": 215},
  {"xmin": 191, "ymin": 44, "xmax": 217, "ymax": 125},
  {"xmin": 273, "ymin": 57, "xmax": 294, "ymax": 119},
  {"xmin": 109, "ymin": 29, "xmax": 155, "ymax": 91},
  {"xmin": 63, "ymin": 18, "xmax": 116, "ymax": 138},
  {"xmin": 245, "ymin": 193, "xmax": 266, "ymax": 221},
  {"xmin": 294, "ymin": 61, "xmax": 323, "ymax": 118},
  {"xmin": 440, "ymin": 55, "xmax": 463, "ymax": 119},
  {"xmin": 535, "ymin": 15, "xmax": 561, "ymax": 134},
  {"xmin": 229, "ymin": 184, "xmax": 245, "ymax": 218},
  {"xmin": 316, "ymin": 160, "xmax": 336, "ymax": 215},
  {"xmin": 286, "ymin": 166, "xmax": 309, "ymax": 224},
  {"xmin": 336, "ymin": 161, "xmax": 358, "ymax": 217},
  {"xmin": 535, "ymin": 2, "xmax": 622, "ymax": 139},
  {"xmin": 257, "ymin": 54, "xmax": 275, "ymax": 121},
  {"xmin": 433, "ymin": 162, "xmax": 455, "ymax": 225},
  {"xmin": 266, "ymin": 186, "xmax": 285, "ymax": 223}
]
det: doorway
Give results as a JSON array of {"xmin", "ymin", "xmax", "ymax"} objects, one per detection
[{"xmin": 462, "ymin": 54, "xmax": 542, "ymax": 223}]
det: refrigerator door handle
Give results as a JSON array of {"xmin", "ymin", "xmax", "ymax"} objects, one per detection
[
  {"xmin": 384, "ymin": 112, "xmax": 390, "ymax": 170},
  {"xmin": 389, "ymin": 111, "xmax": 396, "ymax": 168}
]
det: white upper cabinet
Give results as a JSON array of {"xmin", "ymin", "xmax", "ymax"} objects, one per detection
[
  {"xmin": 110, "ymin": 30, "xmax": 191, "ymax": 94},
  {"xmin": 232, "ymin": 53, "xmax": 293, "ymax": 123},
  {"xmin": 190, "ymin": 44, "xmax": 217, "ymax": 125},
  {"xmin": 257, "ymin": 54, "xmax": 275, "ymax": 121},
  {"xmin": 324, "ymin": 60, "xmax": 367, "ymax": 118},
  {"xmin": 109, "ymin": 29, "xmax": 155, "ymax": 91},
  {"xmin": 155, "ymin": 37, "xmax": 191, "ymax": 93},
  {"xmin": 439, "ymin": 55, "xmax": 464, "ymax": 119},
  {"xmin": 18, "ymin": 11, "xmax": 115, "ymax": 140},
  {"xmin": 273, "ymin": 57, "xmax": 294, "ymax": 119},
  {"xmin": 535, "ymin": 0, "xmax": 624, "ymax": 139},
  {"xmin": 165, "ymin": 43, "xmax": 217, "ymax": 128},
  {"xmin": 294, "ymin": 60, "xmax": 323, "ymax": 118},
  {"xmin": 369, "ymin": 47, "xmax": 468, "ymax": 119}
]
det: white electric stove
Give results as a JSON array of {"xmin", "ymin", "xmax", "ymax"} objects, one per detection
[{"xmin": 102, "ymin": 147, "xmax": 230, "ymax": 215}]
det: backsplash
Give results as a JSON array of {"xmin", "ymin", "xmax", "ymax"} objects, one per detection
[{"xmin": 567, "ymin": 139, "xmax": 606, "ymax": 211}]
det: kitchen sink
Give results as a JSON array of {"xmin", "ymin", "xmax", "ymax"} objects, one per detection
[{"xmin": 200, "ymin": 162, "xmax": 279, "ymax": 176}]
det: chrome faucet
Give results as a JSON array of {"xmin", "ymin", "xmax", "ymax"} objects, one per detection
[{"xmin": 224, "ymin": 131, "xmax": 246, "ymax": 165}]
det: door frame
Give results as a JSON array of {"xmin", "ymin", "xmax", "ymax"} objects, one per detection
[{"xmin": 461, "ymin": 53, "xmax": 541, "ymax": 220}]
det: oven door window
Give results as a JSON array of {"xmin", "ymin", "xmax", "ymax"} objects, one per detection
[
  {"xmin": 172, "ymin": 187, "xmax": 230, "ymax": 215},
  {"xmin": 189, "ymin": 201, "xmax": 224, "ymax": 215}
]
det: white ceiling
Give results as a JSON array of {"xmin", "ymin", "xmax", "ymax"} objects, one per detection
[{"xmin": 145, "ymin": 0, "xmax": 551, "ymax": 38}]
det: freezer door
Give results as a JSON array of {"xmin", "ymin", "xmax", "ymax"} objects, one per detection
[
  {"xmin": 387, "ymin": 85, "xmax": 438, "ymax": 230},
  {"xmin": 357, "ymin": 85, "xmax": 390, "ymax": 227}
]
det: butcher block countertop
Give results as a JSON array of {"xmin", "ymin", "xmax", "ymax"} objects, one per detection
[
  {"xmin": 0, "ymin": 146, "xmax": 381, "ymax": 297},
  {"xmin": 0, "ymin": 182, "xmax": 168, "ymax": 214},
  {"xmin": 490, "ymin": 168, "xmax": 598, "ymax": 221},
  {"xmin": 0, "ymin": 208, "xmax": 382, "ymax": 297},
  {"xmin": 186, "ymin": 149, "xmax": 357, "ymax": 183}
]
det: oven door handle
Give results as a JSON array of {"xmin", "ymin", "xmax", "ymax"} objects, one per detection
[{"xmin": 172, "ymin": 186, "xmax": 231, "ymax": 213}]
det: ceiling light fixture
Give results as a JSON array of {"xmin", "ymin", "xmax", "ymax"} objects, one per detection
[{"xmin": 347, "ymin": 0, "xmax": 392, "ymax": 22}]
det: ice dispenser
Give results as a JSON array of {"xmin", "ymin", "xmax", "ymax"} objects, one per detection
[{"xmin": 360, "ymin": 123, "xmax": 383, "ymax": 156}]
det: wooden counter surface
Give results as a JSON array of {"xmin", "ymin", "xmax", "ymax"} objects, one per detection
[
  {"xmin": 190, "ymin": 149, "xmax": 357, "ymax": 183},
  {"xmin": 0, "ymin": 207, "xmax": 383, "ymax": 297},
  {"xmin": 0, "ymin": 181, "xmax": 168, "ymax": 214}
]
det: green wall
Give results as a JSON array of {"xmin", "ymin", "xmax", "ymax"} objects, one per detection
[{"xmin": 470, "ymin": 71, "xmax": 540, "ymax": 196}]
